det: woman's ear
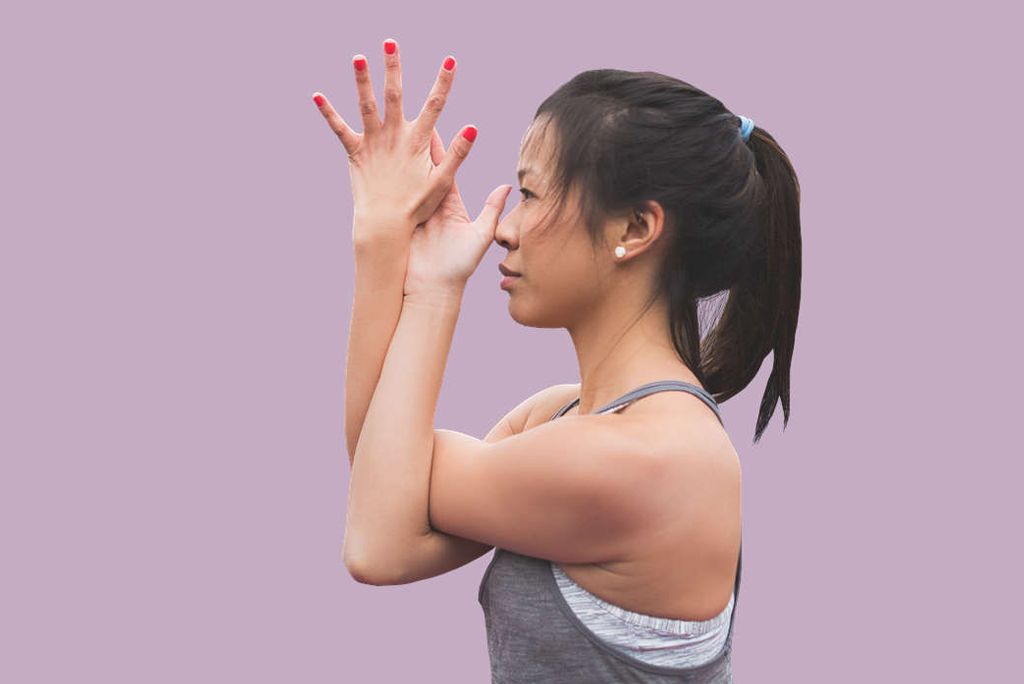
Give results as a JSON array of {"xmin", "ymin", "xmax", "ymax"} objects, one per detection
[{"xmin": 615, "ymin": 202, "xmax": 667, "ymax": 259}]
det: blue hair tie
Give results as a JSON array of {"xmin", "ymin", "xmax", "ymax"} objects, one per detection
[{"xmin": 738, "ymin": 115, "xmax": 754, "ymax": 141}]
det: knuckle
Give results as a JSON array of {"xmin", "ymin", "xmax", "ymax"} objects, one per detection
[
  {"xmin": 384, "ymin": 87, "xmax": 401, "ymax": 106},
  {"xmin": 359, "ymin": 100, "xmax": 377, "ymax": 117},
  {"xmin": 425, "ymin": 93, "xmax": 446, "ymax": 114}
]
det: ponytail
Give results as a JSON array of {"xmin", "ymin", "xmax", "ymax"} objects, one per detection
[{"xmin": 701, "ymin": 125, "xmax": 802, "ymax": 444}]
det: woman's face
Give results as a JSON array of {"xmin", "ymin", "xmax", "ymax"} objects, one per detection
[{"xmin": 494, "ymin": 119, "xmax": 613, "ymax": 329}]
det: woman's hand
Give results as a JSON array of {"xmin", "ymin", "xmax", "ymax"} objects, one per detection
[
  {"xmin": 403, "ymin": 130, "xmax": 512, "ymax": 299},
  {"xmin": 312, "ymin": 39, "xmax": 478, "ymax": 246}
]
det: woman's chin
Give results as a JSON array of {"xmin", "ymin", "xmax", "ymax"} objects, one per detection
[
  {"xmin": 507, "ymin": 297, "xmax": 562, "ymax": 329},
  {"xmin": 506, "ymin": 297, "xmax": 531, "ymax": 325}
]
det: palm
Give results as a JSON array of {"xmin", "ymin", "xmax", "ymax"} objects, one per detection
[{"xmin": 405, "ymin": 176, "xmax": 490, "ymax": 295}]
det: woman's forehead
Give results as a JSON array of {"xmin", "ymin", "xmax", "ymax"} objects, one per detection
[
  {"xmin": 518, "ymin": 131, "xmax": 539, "ymax": 161},
  {"xmin": 518, "ymin": 127, "xmax": 554, "ymax": 176},
  {"xmin": 520, "ymin": 116, "xmax": 555, "ymax": 155}
]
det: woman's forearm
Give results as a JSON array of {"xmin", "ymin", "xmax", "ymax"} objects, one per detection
[
  {"xmin": 344, "ymin": 224, "xmax": 413, "ymax": 467},
  {"xmin": 344, "ymin": 289, "xmax": 463, "ymax": 577}
]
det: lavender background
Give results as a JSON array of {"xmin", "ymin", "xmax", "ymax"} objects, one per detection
[{"xmin": 2, "ymin": 1, "xmax": 1020, "ymax": 681}]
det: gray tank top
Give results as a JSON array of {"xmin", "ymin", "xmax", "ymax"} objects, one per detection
[{"xmin": 478, "ymin": 381, "xmax": 743, "ymax": 683}]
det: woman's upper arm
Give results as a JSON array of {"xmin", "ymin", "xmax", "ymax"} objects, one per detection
[
  {"xmin": 427, "ymin": 408, "xmax": 665, "ymax": 563},
  {"xmin": 375, "ymin": 383, "xmax": 578, "ymax": 585}
]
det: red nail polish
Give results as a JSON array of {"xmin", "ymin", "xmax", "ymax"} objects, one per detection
[
  {"xmin": 313, "ymin": 94, "xmax": 325, "ymax": 107},
  {"xmin": 443, "ymin": 56, "xmax": 455, "ymax": 71},
  {"xmin": 354, "ymin": 57, "xmax": 366, "ymax": 71},
  {"xmin": 462, "ymin": 125, "xmax": 477, "ymax": 142},
  {"xmin": 384, "ymin": 40, "xmax": 396, "ymax": 55}
]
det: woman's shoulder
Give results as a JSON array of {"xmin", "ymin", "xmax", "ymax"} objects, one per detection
[
  {"xmin": 519, "ymin": 382, "xmax": 581, "ymax": 432},
  {"xmin": 516, "ymin": 381, "xmax": 737, "ymax": 472}
]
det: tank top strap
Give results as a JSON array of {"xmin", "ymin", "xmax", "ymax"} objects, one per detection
[
  {"xmin": 551, "ymin": 396, "xmax": 581, "ymax": 420},
  {"xmin": 550, "ymin": 380, "xmax": 723, "ymax": 425}
]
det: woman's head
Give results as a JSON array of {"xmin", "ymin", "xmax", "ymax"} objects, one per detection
[
  {"xmin": 494, "ymin": 114, "xmax": 670, "ymax": 330},
  {"xmin": 494, "ymin": 68, "xmax": 802, "ymax": 444}
]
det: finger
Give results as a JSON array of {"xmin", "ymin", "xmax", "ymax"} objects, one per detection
[
  {"xmin": 429, "ymin": 127, "xmax": 445, "ymax": 166},
  {"xmin": 476, "ymin": 185, "xmax": 513, "ymax": 234},
  {"xmin": 312, "ymin": 91, "xmax": 361, "ymax": 155},
  {"xmin": 352, "ymin": 53, "xmax": 381, "ymax": 135},
  {"xmin": 433, "ymin": 124, "xmax": 477, "ymax": 189},
  {"xmin": 381, "ymin": 38, "xmax": 404, "ymax": 129},
  {"xmin": 412, "ymin": 55, "xmax": 456, "ymax": 145}
]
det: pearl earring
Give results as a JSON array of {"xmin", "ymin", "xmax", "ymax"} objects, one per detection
[{"xmin": 614, "ymin": 246, "xmax": 626, "ymax": 258}]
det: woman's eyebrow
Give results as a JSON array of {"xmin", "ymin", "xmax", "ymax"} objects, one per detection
[{"xmin": 517, "ymin": 167, "xmax": 532, "ymax": 182}]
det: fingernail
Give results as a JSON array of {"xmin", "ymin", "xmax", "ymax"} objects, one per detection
[
  {"xmin": 443, "ymin": 56, "xmax": 455, "ymax": 71},
  {"xmin": 354, "ymin": 56, "xmax": 367, "ymax": 71},
  {"xmin": 384, "ymin": 40, "xmax": 396, "ymax": 55},
  {"xmin": 313, "ymin": 94, "xmax": 325, "ymax": 107},
  {"xmin": 462, "ymin": 125, "xmax": 477, "ymax": 142}
]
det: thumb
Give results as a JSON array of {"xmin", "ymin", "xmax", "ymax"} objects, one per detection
[{"xmin": 475, "ymin": 184, "xmax": 513, "ymax": 235}]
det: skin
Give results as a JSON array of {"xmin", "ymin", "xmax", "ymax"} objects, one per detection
[
  {"xmin": 497, "ymin": 116, "xmax": 700, "ymax": 414},
  {"xmin": 495, "ymin": 119, "xmax": 742, "ymax": 620},
  {"xmin": 317, "ymin": 40, "xmax": 741, "ymax": 621}
]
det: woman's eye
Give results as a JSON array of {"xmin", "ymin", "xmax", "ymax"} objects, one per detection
[{"xmin": 518, "ymin": 188, "xmax": 534, "ymax": 200}]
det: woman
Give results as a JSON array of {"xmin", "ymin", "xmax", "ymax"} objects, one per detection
[{"xmin": 315, "ymin": 38, "xmax": 800, "ymax": 683}]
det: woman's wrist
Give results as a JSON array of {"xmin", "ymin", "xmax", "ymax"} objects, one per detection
[
  {"xmin": 353, "ymin": 236, "xmax": 410, "ymax": 276},
  {"xmin": 352, "ymin": 211, "xmax": 416, "ymax": 251}
]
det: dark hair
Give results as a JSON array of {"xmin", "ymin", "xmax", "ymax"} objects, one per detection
[{"xmin": 528, "ymin": 69, "xmax": 801, "ymax": 444}]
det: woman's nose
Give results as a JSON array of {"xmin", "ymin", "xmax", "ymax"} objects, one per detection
[{"xmin": 493, "ymin": 213, "xmax": 518, "ymax": 250}]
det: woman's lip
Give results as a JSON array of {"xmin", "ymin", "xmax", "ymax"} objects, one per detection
[{"xmin": 500, "ymin": 274, "xmax": 520, "ymax": 289}]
